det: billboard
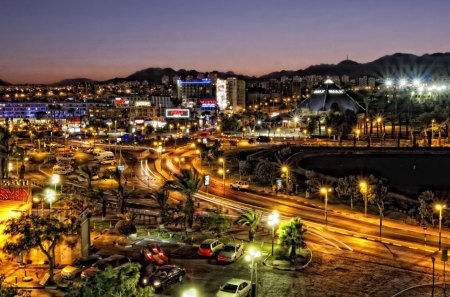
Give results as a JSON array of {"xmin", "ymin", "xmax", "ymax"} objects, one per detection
[
  {"xmin": 0, "ymin": 179, "xmax": 32, "ymax": 202},
  {"xmin": 216, "ymin": 79, "xmax": 228, "ymax": 110},
  {"xmin": 165, "ymin": 109, "xmax": 190, "ymax": 118},
  {"xmin": 115, "ymin": 98, "xmax": 129, "ymax": 106}
]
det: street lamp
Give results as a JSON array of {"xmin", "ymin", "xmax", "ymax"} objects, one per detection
[
  {"xmin": 182, "ymin": 288, "xmax": 197, "ymax": 297},
  {"xmin": 268, "ymin": 211, "xmax": 280, "ymax": 256},
  {"xmin": 33, "ymin": 196, "xmax": 43, "ymax": 216},
  {"xmin": 219, "ymin": 158, "xmax": 226, "ymax": 195},
  {"xmin": 196, "ymin": 149, "xmax": 202, "ymax": 171},
  {"xmin": 327, "ymin": 128, "xmax": 332, "ymax": 140},
  {"xmin": 245, "ymin": 249, "xmax": 261, "ymax": 297},
  {"xmin": 435, "ymin": 203, "xmax": 446, "ymax": 251},
  {"xmin": 320, "ymin": 187, "xmax": 332, "ymax": 226},
  {"xmin": 45, "ymin": 188, "xmax": 56, "ymax": 210},
  {"xmin": 51, "ymin": 174, "xmax": 60, "ymax": 192},
  {"xmin": 281, "ymin": 166, "xmax": 289, "ymax": 194},
  {"xmin": 431, "ymin": 119, "xmax": 435, "ymax": 144},
  {"xmin": 359, "ymin": 181, "xmax": 368, "ymax": 217},
  {"xmin": 376, "ymin": 117, "xmax": 382, "ymax": 138}
]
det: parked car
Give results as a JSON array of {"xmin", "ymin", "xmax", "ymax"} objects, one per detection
[
  {"xmin": 198, "ymin": 239, "xmax": 224, "ymax": 257},
  {"xmin": 217, "ymin": 243, "xmax": 244, "ymax": 263},
  {"xmin": 216, "ymin": 279, "xmax": 251, "ymax": 297},
  {"xmin": 99, "ymin": 155, "xmax": 116, "ymax": 165},
  {"xmin": 230, "ymin": 181, "xmax": 249, "ymax": 191},
  {"xmin": 56, "ymin": 152, "xmax": 75, "ymax": 162},
  {"xmin": 256, "ymin": 136, "xmax": 271, "ymax": 143},
  {"xmin": 52, "ymin": 164, "xmax": 73, "ymax": 175},
  {"xmin": 140, "ymin": 265, "xmax": 185, "ymax": 290},
  {"xmin": 81, "ymin": 255, "xmax": 130, "ymax": 279},
  {"xmin": 61, "ymin": 255, "xmax": 102, "ymax": 279},
  {"xmin": 141, "ymin": 244, "xmax": 170, "ymax": 265}
]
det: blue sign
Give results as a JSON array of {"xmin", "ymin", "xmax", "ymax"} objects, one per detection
[{"xmin": 117, "ymin": 165, "xmax": 125, "ymax": 172}]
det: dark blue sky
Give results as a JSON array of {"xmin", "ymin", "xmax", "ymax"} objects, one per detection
[{"xmin": 1, "ymin": 0, "xmax": 450, "ymax": 83}]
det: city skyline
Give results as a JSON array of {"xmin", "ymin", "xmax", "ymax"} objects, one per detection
[{"xmin": 1, "ymin": 0, "xmax": 450, "ymax": 84}]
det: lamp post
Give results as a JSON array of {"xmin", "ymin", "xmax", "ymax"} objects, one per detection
[
  {"xmin": 196, "ymin": 149, "xmax": 202, "ymax": 172},
  {"xmin": 320, "ymin": 187, "xmax": 332, "ymax": 226},
  {"xmin": 45, "ymin": 188, "xmax": 56, "ymax": 211},
  {"xmin": 360, "ymin": 181, "xmax": 368, "ymax": 217},
  {"xmin": 268, "ymin": 211, "xmax": 280, "ymax": 256},
  {"xmin": 51, "ymin": 174, "xmax": 60, "ymax": 193},
  {"xmin": 219, "ymin": 158, "xmax": 225, "ymax": 195},
  {"xmin": 245, "ymin": 249, "xmax": 261, "ymax": 297},
  {"xmin": 327, "ymin": 128, "xmax": 332, "ymax": 140},
  {"xmin": 281, "ymin": 166, "xmax": 289, "ymax": 194},
  {"xmin": 33, "ymin": 196, "xmax": 43, "ymax": 216},
  {"xmin": 376, "ymin": 117, "xmax": 381, "ymax": 138},
  {"xmin": 435, "ymin": 203, "xmax": 446, "ymax": 251},
  {"xmin": 431, "ymin": 119, "xmax": 435, "ymax": 145}
]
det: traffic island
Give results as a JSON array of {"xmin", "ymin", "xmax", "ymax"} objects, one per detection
[{"xmin": 263, "ymin": 246, "xmax": 312, "ymax": 271}]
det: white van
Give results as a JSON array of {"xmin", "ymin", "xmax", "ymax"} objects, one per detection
[
  {"xmin": 99, "ymin": 155, "xmax": 116, "ymax": 165},
  {"xmin": 94, "ymin": 151, "xmax": 114, "ymax": 162}
]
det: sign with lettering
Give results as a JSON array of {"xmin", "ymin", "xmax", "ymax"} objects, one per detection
[
  {"xmin": 204, "ymin": 175, "xmax": 210, "ymax": 186},
  {"xmin": 165, "ymin": 109, "xmax": 190, "ymax": 118},
  {"xmin": 0, "ymin": 179, "xmax": 31, "ymax": 202}
]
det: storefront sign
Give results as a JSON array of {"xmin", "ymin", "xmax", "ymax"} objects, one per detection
[{"xmin": 165, "ymin": 109, "xmax": 190, "ymax": 118}]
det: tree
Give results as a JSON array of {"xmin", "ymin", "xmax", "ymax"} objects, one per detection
[
  {"xmin": 115, "ymin": 213, "xmax": 137, "ymax": 236},
  {"xmin": 304, "ymin": 170, "xmax": 322, "ymax": 194},
  {"xmin": 254, "ymin": 159, "xmax": 276, "ymax": 184},
  {"xmin": 146, "ymin": 189, "xmax": 171, "ymax": 224},
  {"xmin": 277, "ymin": 217, "xmax": 306, "ymax": 262},
  {"xmin": 368, "ymin": 178, "xmax": 389, "ymax": 240},
  {"xmin": 418, "ymin": 191, "xmax": 438, "ymax": 227},
  {"xmin": 0, "ymin": 126, "xmax": 15, "ymax": 179},
  {"xmin": 2, "ymin": 214, "xmax": 77, "ymax": 283},
  {"xmin": 335, "ymin": 175, "xmax": 361, "ymax": 209},
  {"xmin": 77, "ymin": 164, "xmax": 99, "ymax": 192},
  {"xmin": 221, "ymin": 115, "xmax": 241, "ymax": 132},
  {"xmin": 66, "ymin": 263, "xmax": 154, "ymax": 297},
  {"xmin": 15, "ymin": 146, "xmax": 26, "ymax": 179},
  {"xmin": 198, "ymin": 209, "xmax": 232, "ymax": 238},
  {"xmin": 163, "ymin": 169, "xmax": 203, "ymax": 229},
  {"xmin": 235, "ymin": 209, "xmax": 262, "ymax": 242}
]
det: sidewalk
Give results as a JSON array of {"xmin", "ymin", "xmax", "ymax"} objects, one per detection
[{"xmin": 0, "ymin": 262, "xmax": 61, "ymax": 290}]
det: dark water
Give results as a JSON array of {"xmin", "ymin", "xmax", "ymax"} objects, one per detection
[{"xmin": 299, "ymin": 154, "xmax": 450, "ymax": 196}]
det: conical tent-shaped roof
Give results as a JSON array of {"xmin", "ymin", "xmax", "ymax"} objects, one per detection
[{"xmin": 299, "ymin": 79, "xmax": 364, "ymax": 113}]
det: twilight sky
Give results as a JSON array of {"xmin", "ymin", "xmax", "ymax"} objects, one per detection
[{"xmin": 1, "ymin": 0, "xmax": 450, "ymax": 84}]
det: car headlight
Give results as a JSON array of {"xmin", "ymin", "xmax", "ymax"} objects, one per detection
[{"xmin": 153, "ymin": 280, "xmax": 161, "ymax": 287}]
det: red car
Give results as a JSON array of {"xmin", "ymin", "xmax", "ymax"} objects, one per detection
[
  {"xmin": 198, "ymin": 239, "xmax": 224, "ymax": 257},
  {"xmin": 142, "ymin": 244, "xmax": 169, "ymax": 265}
]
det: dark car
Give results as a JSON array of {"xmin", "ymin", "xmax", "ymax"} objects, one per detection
[
  {"xmin": 81, "ymin": 255, "xmax": 130, "ymax": 279},
  {"xmin": 256, "ymin": 136, "xmax": 271, "ymax": 143},
  {"xmin": 141, "ymin": 265, "xmax": 185, "ymax": 290},
  {"xmin": 61, "ymin": 255, "xmax": 102, "ymax": 279}
]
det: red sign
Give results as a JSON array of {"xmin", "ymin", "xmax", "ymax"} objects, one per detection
[
  {"xmin": 0, "ymin": 188, "xmax": 29, "ymax": 202},
  {"xmin": 165, "ymin": 109, "xmax": 190, "ymax": 118}
]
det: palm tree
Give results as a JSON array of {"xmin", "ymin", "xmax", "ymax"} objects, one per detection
[
  {"xmin": 0, "ymin": 126, "xmax": 15, "ymax": 179},
  {"xmin": 77, "ymin": 164, "xmax": 99, "ymax": 192},
  {"xmin": 235, "ymin": 209, "xmax": 262, "ymax": 242},
  {"xmin": 146, "ymin": 189, "xmax": 170, "ymax": 224},
  {"xmin": 162, "ymin": 169, "xmax": 202, "ymax": 229},
  {"xmin": 15, "ymin": 146, "xmax": 26, "ymax": 179},
  {"xmin": 278, "ymin": 217, "xmax": 306, "ymax": 262}
]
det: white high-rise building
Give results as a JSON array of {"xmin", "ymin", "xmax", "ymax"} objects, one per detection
[{"xmin": 216, "ymin": 78, "xmax": 246, "ymax": 111}]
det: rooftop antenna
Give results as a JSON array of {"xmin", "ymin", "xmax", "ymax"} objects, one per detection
[{"xmin": 346, "ymin": 55, "xmax": 349, "ymax": 61}]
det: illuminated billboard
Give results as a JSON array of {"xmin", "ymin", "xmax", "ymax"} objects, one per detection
[
  {"xmin": 216, "ymin": 79, "xmax": 228, "ymax": 110},
  {"xmin": 115, "ymin": 98, "xmax": 129, "ymax": 106},
  {"xmin": 165, "ymin": 109, "xmax": 190, "ymax": 118}
]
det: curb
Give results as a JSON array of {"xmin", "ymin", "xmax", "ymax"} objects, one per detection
[
  {"xmin": 262, "ymin": 247, "xmax": 313, "ymax": 271},
  {"xmin": 391, "ymin": 282, "xmax": 448, "ymax": 297}
]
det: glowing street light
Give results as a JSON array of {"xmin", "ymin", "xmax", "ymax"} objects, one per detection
[
  {"xmin": 435, "ymin": 203, "xmax": 446, "ymax": 250},
  {"xmin": 281, "ymin": 166, "xmax": 289, "ymax": 193},
  {"xmin": 182, "ymin": 288, "xmax": 198, "ymax": 297},
  {"xmin": 219, "ymin": 157, "xmax": 226, "ymax": 195},
  {"xmin": 245, "ymin": 249, "xmax": 261, "ymax": 297},
  {"xmin": 51, "ymin": 174, "xmax": 60, "ymax": 192},
  {"xmin": 399, "ymin": 79, "xmax": 407, "ymax": 87},
  {"xmin": 45, "ymin": 188, "xmax": 56, "ymax": 210},
  {"xmin": 320, "ymin": 187, "xmax": 332, "ymax": 226},
  {"xmin": 413, "ymin": 78, "xmax": 421, "ymax": 87},
  {"xmin": 327, "ymin": 128, "xmax": 332, "ymax": 140},
  {"xmin": 359, "ymin": 181, "xmax": 368, "ymax": 217},
  {"xmin": 268, "ymin": 210, "xmax": 280, "ymax": 256},
  {"xmin": 385, "ymin": 80, "xmax": 393, "ymax": 87}
]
